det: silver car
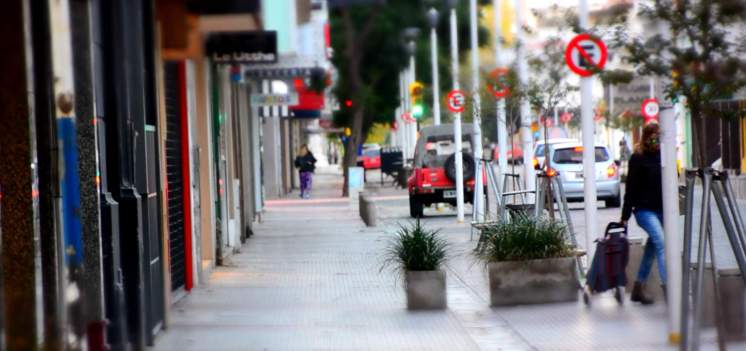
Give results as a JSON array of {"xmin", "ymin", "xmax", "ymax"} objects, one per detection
[
  {"xmin": 545, "ymin": 142, "xmax": 621, "ymax": 208},
  {"xmin": 532, "ymin": 138, "xmax": 576, "ymax": 170}
]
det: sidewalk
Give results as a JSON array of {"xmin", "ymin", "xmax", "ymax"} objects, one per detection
[
  {"xmin": 152, "ymin": 167, "xmax": 528, "ymax": 350},
  {"xmin": 151, "ymin": 168, "xmax": 739, "ymax": 350}
]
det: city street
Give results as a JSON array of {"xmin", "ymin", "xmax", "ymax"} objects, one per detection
[
  {"xmin": 152, "ymin": 167, "xmax": 739, "ymax": 351},
  {"xmin": 3, "ymin": 1, "xmax": 746, "ymax": 350}
]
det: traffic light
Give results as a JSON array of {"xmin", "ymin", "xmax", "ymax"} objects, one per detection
[{"xmin": 409, "ymin": 81, "xmax": 425, "ymax": 120}]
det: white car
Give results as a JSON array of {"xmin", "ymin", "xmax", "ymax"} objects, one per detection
[{"xmin": 544, "ymin": 142, "xmax": 621, "ymax": 208}]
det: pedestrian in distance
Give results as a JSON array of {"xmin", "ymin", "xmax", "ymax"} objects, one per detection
[
  {"xmin": 295, "ymin": 144, "xmax": 317, "ymax": 199},
  {"xmin": 621, "ymin": 123, "xmax": 666, "ymax": 305}
]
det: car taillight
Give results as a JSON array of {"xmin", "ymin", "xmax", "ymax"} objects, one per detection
[
  {"xmin": 607, "ymin": 164, "xmax": 617, "ymax": 178},
  {"xmin": 546, "ymin": 168, "xmax": 558, "ymax": 178}
]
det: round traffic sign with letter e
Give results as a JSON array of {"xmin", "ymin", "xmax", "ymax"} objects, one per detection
[
  {"xmin": 486, "ymin": 67, "xmax": 510, "ymax": 99},
  {"xmin": 641, "ymin": 98, "xmax": 660, "ymax": 123},
  {"xmin": 565, "ymin": 33, "xmax": 608, "ymax": 77},
  {"xmin": 446, "ymin": 90, "xmax": 466, "ymax": 113}
]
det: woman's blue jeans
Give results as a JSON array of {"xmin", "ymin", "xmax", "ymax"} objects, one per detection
[{"xmin": 634, "ymin": 209, "xmax": 667, "ymax": 283}]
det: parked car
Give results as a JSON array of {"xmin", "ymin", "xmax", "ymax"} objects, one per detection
[
  {"xmin": 357, "ymin": 143, "xmax": 381, "ymax": 169},
  {"xmin": 544, "ymin": 142, "xmax": 621, "ymax": 208},
  {"xmin": 532, "ymin": 138, "xmax": 576, "ymax": 169},
  {"xmin": 491, "ymin": 141, "xmax": 523, "ymax": 164},
  {"xmin": 407, "ymin": 124, "xmax": 480, "ymax": 218},
  {"xmin": 361, "ymin": 147, "xmax": 381, "ymax": 169}
]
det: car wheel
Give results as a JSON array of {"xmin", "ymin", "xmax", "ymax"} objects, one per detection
[
  {"xmin": 409, "ymin": 196, "xmax": 424, "ymax": 218},
  {"xmin": 605, "ymin": 195, "xmax": 621, "ymax": 208}
]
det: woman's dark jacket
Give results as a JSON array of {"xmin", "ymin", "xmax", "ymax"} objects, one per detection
[
  {"xmin": 294, "ymin": 153, "xmax": 317, "ymax": 173},
  {"xmin": 622, "ymin": 151, "xmax": 662, "ymax": 221}
]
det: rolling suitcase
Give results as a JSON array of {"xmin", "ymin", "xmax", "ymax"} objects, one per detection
[{"xmin": 583, "ymin": 222, "xmax": 630, "ymax": 306}]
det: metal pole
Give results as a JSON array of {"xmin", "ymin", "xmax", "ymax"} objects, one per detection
[
  {"xmin": 579, "ymin": 0, "xmax": 598, "ymax": 261},
  {"xmin": 711, "ymin": 174, "xmax": 746, "ymax": 281},
  {"xmin": 429, "ymin": 8, "xmax": 442, "ymax": 126},
  {"xmin": 660, "ymin": 106, "xmax": 682, "ymax": 344},
  {"xmin": 722, "ymin": 172, "xmax": 746, "ymax": 251},
  {"xmin": 691, "ymin": 170, "xmax": 713, "ymax": 351},
  {"xmin": 493, "ymin": 0, "xmax": 509, "ymax": 219},
  {"xmin": 449, "ymin": 1, "xmax": 466, "ymax": 222},
  {"xmin": 680, "ymin": 170, "xmax": 697, "ymax": 351},
  {"xmin": 401, "ymin": 71, "xmax": 408, "ymax": 154},
  {"xmin": 515, "ymin": 0, "xmax": 534, "ymax": 197},
  {"xmin": 409, "ymin": 48, "xmax": 418, "ymax": 158},
  {"xmin": 469, "ymin": 0, "xmax": 484, "ymax": 221}
]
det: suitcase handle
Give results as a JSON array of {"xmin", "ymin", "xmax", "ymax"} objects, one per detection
[{"xmin": 604, "ymin": 222, "xmax": 627, "ymax": 237}]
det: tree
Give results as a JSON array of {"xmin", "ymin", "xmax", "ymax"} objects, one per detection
[
  {"xmin": 613, "ymin": 0, "xmax": 746, "ymax": 167},
  {"xmin": 526, "ymin": 37, "xmax": 577, "ymax": 131},
  {"xmin": 523, "ymin": 37, "xmax": 577, "ymax": 218},
  {"xmin": 329, "ymin": 0, "xmax": 489, "ymax": 195}
]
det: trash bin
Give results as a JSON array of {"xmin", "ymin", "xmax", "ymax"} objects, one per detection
[{"xmin": 380, "ymin": 147, "xmax": 404, "ymax": 185}]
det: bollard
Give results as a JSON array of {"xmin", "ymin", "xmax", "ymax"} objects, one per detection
[{"xmin": 359, "ymin": 193, "xmax": 377, "ymax": 227}]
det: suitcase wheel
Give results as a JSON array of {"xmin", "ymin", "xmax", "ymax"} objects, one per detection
[{"xmin": 614, "ymin": 286, "xmax": 624, "ymax": 306}]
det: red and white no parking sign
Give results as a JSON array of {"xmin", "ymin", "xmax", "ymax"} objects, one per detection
[
  {"xmin": 641, "ymin": 98, "xmax": 660, "ymax": 123},
  {"xmin": 565, "ymin": 33, "xmax": 608, "ymax": 77},
  {"xmin": 446, "ymin": 90, "xmax": 466, "ymax": 113}
]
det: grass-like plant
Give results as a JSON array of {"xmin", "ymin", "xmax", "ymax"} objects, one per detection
[
  {"xmin": 475, "ymin": 215, "xmax": 572, "ymax": 262},
  {"xmin": 381, "ymin": 219, "xmax": 448, "ymax": 275}
]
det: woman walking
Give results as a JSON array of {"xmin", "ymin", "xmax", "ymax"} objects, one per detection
[
  {"xmin": 294, "ymin": 144, "xmax": 317, "ymax": 199},
  {"xmin": 621, "ymin": 123, "xmax": 666, "ymax": 305}
]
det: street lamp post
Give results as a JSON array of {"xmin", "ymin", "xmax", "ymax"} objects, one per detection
[
  {"xmin": 469, "ymin": 0, "xmax": 484, "ymax": 221},
  {"xmin": 399, "ymin": 70, "xmax": 408, "ymax": 156},
  {"xmin": 493, "ymin": 0, "xmax": 509, "ymax": 185},
  {"xmin": 578, "ymin": 0, "xmax": 598, "ymax": 264},
  {"xmin": 427, "ymin": 8, "xmax": 442, "ymax": 126},
  {"xmin": 447, "ymin": 0, "xmax": 465, "ymax": 222},
  {"xmin": 404, "ymin": 28, "xmax": 420, "ymax": 160},
  {"xmin": 515, "ymin": 0, "xmax": 535, "ymax": 199}
]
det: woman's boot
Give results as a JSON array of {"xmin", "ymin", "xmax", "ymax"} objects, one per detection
[{"xmin": 631, "ymin": 281, "xmax": 654, "ymax": 305}]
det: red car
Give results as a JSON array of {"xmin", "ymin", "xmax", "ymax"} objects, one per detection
[
  {"xmin": 407, "ymin": 124, "xmax": 482, "ymax": 218},
  {"xmin": 361, "ymin": 148, "xmax": 381, "ymax": 169},
  {"xmin": 492, "ymin": 141, "xmax": 524, "ymax": 164}
]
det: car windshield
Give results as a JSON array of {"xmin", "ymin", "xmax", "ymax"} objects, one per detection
[
  {"xmin": 422, "ymin": 136, "xmax": 473, "ymax": 168},
  {"xmin": 553, "ymin": 147, "xmax": 609, "ymax": 164},
  {"xmin": 534, "ymin": 144, "xmax": 545, "ymax": 157},
  {"xmin": 362, "ymin": 149, "xmax": 379, "ymax": 157}
]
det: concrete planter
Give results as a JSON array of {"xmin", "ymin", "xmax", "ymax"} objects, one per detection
[
  {"xmin": 405, "ymin": 270, "xmax": 446, "ymax": 310},
  {"xmin": 488, "ymin": 257, "xmax": 578, "ymax": 306}
]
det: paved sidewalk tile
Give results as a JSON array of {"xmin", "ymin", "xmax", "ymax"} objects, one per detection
[
  {"xmin": 153, "ymin": 170, "xmax": 530, "ymax": 350},
  {"xmin": 367, "ymin": 171, "xmax": 743, "ymax": 351},
  {"xmin": 153, "ymin": 169, "xmax": 744, "ymax": 351}
]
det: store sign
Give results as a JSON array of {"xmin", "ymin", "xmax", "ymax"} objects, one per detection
[
  {"xmin": 250, "ymin": 93, "xmax": 299, "ymax": 106},
  {"xmin": 206, "ymin": 31, "xmax": 278, "ymax": 63}
]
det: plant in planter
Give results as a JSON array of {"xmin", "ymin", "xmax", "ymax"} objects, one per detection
[
  {"xmin": 381, "ymin": 219, "xmax": 449, "ymax": 310},
  {"xmin": 475, "ymin": 215, "xmax": 579, "ymax": 306}
]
